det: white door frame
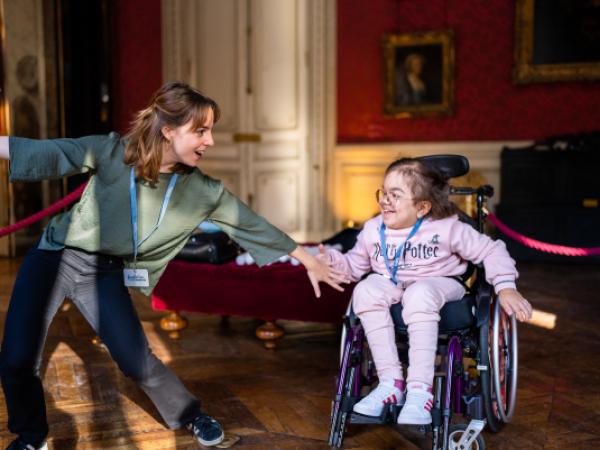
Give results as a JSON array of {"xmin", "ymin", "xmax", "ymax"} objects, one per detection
[{"xmin": 161, "ymin": 0, "xmax": 337, "ymax": 241}]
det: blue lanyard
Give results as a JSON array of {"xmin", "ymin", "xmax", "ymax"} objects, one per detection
[
  {"xmin": 130, "ymin": 167, "xmax": 178, "ymax": 263},
  {"xmin": 379, "ymin": 217, "xmax": 423, "ymax": 285}
]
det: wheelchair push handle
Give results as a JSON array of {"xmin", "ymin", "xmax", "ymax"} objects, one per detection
[
  {"xmin": 449, "ymin": 184, "xmax": 494, "ymax": 233},
  {"xmin": 478, "ymin": 184, "xmax": 494, "ymax": 198},
  {"xmin": 449, "ymin": 184, "xmax": 494, "ymax": 198}
]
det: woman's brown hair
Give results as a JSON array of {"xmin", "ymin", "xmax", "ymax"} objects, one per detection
[
  {"xmin": 385, "ymin": 158, "xmax": 459, "ymax": 219},
  {"xmin": 124, "ymin": 81, "xmax": 220, "ymax": 184}
]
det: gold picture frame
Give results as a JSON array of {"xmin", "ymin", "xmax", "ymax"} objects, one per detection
[
  {"xmin": 382, "ymin": 29, "xmax": 455, "ymax": 119},
  {"xmin": 514, "ymin": 0, "xmax": 600, "ymax": 84}
]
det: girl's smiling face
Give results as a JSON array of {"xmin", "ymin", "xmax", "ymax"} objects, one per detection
[{"xmin": 379, "ymin": 170, "xmax": 431, "ymax": 229}]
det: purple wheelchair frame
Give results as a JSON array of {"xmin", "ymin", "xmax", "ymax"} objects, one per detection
[{"xmin": 329, "ymin": 314, "xmax": 487, "ymax": 450}]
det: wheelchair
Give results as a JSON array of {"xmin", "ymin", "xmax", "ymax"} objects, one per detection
[{"xmin": 328, "ymin": 155, "xmax": 519, "ymax": 450}]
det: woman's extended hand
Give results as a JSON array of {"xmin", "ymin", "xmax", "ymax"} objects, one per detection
[
  {"xmin": 315, "ymin": 243, "xmax": 332, "ymax": 265},
  {"xmin": 498, "ymin": 288, "xmax": 532, "ymax": 322},
  {"xmin": 290, "ymin": 245, "xmax": 350, "ymax": 298}
]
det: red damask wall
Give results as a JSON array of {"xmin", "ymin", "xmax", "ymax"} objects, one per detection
[
  {"xmin": 111, "ymin": 0, "xmax": 162, "ymax": 134},
  {"xmin": 337, "ymin": 0, "xmax": 600, "ymax": 142}
]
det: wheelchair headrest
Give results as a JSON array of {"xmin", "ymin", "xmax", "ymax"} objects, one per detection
[{"xmin": 416, "ymin": 155, "xmax": 469, "ymax": 180}]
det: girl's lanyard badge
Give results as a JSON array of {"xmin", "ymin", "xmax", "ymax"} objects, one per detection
[
  {"xmin": 124, "ymin": 167, "xmax": 178, "ymax": 287},
  {"xmin": 379, "ymin": 217, "xmax": 423, "ymax": 285}
]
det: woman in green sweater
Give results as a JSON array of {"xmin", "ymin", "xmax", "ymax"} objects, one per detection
[{"xmin": 0, "ymin": 81, "xmax": 346, "ymax": 450}]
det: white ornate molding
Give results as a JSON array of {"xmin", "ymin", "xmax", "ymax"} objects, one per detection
[
  {"xmin": 306, "ymin": 0, "xmax": 331, "ymax": 236},
  {"xmin": 161, "ymin": 0, "xmax": 183, "ymax": 82}
]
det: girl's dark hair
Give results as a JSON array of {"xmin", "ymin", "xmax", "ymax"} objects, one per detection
[
  {"xmin": 385, "ymin": 157, "xmax": 459, "ymax": 219},
  {"xmin": 124, "ymin": 81, "xmax": 220, "ymax": 184}
]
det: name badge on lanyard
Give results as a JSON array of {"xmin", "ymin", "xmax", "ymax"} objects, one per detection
[
  {"xmin": 125, "ymin": 167, "xmax": 178, "ymax": 287},
  {"xmin": 123, "ymin": 268, "xmax": 150, "ymax": 287}
]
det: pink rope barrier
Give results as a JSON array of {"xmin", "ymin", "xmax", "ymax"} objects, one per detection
[
  {"xmin": 1, "ymin": 184, "xmax": 599, "ymax": 258},
  {"xmin": 0, "ymin": 182, "xmax": 87, "ymax": 238},
  {"xmin": 487, "ymin": 212, "xmax": 600, "ymax": 257}
]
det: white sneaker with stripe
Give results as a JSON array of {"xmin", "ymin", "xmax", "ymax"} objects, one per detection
[
  {"xmin": 397, "ymin": 384, "xmax": 434, "ymax": 425},
  {"xmin": 352, "ymin": 378, "xmax": 405, "ymax": 417}
]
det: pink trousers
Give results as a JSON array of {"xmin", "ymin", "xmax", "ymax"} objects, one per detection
[{"xmin": 352, "ymin": 274, "xmax": 465, "ymax": 385}]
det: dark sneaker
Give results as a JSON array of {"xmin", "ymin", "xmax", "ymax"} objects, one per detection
[
  {"xmin": 6, "ymin": 439, "xmax": 48, "ymax": 450},
  {"xmin": 187, "ymin": 412, "xmax": 225, "ymax": 447}
]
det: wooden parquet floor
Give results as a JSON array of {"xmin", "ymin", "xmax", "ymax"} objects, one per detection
[{"xmin": 0, "ymin": 258, "xmax": 599, "ymax": 449}]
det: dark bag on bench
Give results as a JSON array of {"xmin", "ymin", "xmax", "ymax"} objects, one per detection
[{"xmin": 176, "ymin": 231, "xmax": 241, "ymax": 264}]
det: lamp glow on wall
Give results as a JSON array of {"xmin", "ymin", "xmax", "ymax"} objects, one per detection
[{"xmin": 340, "ymin": 165, "xmax": 384, "ymax": 229}]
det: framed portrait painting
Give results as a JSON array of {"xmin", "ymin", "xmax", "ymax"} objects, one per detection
[
  {"xmin": 382, "ymin": 29, "xmax": 455, "ymax": 118},
  {"xmin": 514, "ymin": 0, "xmax": 600, "ymax": 83}
]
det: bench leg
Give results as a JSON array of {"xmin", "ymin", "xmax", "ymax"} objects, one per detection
[
  {"xmin": 160, "ymin": 311, "xmax": 188, "ymax": 339},
  {"xmin": 256, "ymin": 321, "xmax": 284, "ymax": 349}
]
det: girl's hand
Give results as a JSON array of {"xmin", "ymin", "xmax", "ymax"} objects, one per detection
[
  {"xmin": 497, "ymin": 288, "xmax": 532, "ymax": 322},
  {"xmin": 290, "ymin": 245, "xmax": 350, "ymax": 298},
  {"xmin": 315, "ymin": 244, "xmax": 332, "ymax": 265}
]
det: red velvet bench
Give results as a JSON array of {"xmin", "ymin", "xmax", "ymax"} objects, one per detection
[{"xmin": 151, "ymin": 259, "xmax": 354, "ymax": 348}]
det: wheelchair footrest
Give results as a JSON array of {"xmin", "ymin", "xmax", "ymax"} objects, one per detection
[
  {"xmin": 349, "ymin": 404, "xmax": 400, "ymax": 425},
  {"xmin": 394, "ymin": 423, "xmax": 434, "ymax": 436}
]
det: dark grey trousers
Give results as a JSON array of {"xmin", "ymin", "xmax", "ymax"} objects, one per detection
[{"xmin": 0, "ymin": 245, "xmax": 200, "ymax": 445}]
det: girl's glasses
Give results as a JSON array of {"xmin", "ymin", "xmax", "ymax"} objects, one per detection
[{"xmin": 375, "ymin": 189, "xmax": 413, "ymax": 205}]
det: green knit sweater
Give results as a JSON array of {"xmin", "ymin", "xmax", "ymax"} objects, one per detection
[{"xmin": 9, "ymin": 133, "xmax": 297, "ymax": 295}]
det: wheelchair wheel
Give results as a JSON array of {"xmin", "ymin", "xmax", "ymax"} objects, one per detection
[
  {"xmin": 479, "ymin": 297, "xmax": 518, "ymax": 432},
  {"xmin": 491, "ymin": 298, "xmax": 518, "ymax": 422},
  {"xmin": 448, "ymin": 424, "xmax": 485, "ymax": 450},
  {"xmin": 329, "ymin": 320, "xmax": 362, "ymax": 448}
]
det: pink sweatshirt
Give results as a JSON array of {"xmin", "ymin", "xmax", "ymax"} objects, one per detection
[{"xmin": 328, "ymin": 214, "xmax": 518, "ymax": 294}]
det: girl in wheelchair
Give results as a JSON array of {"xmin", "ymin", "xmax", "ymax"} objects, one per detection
[{"xmin": 319, "ymin": 157, "xmax": 532, "ymax": 427}]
